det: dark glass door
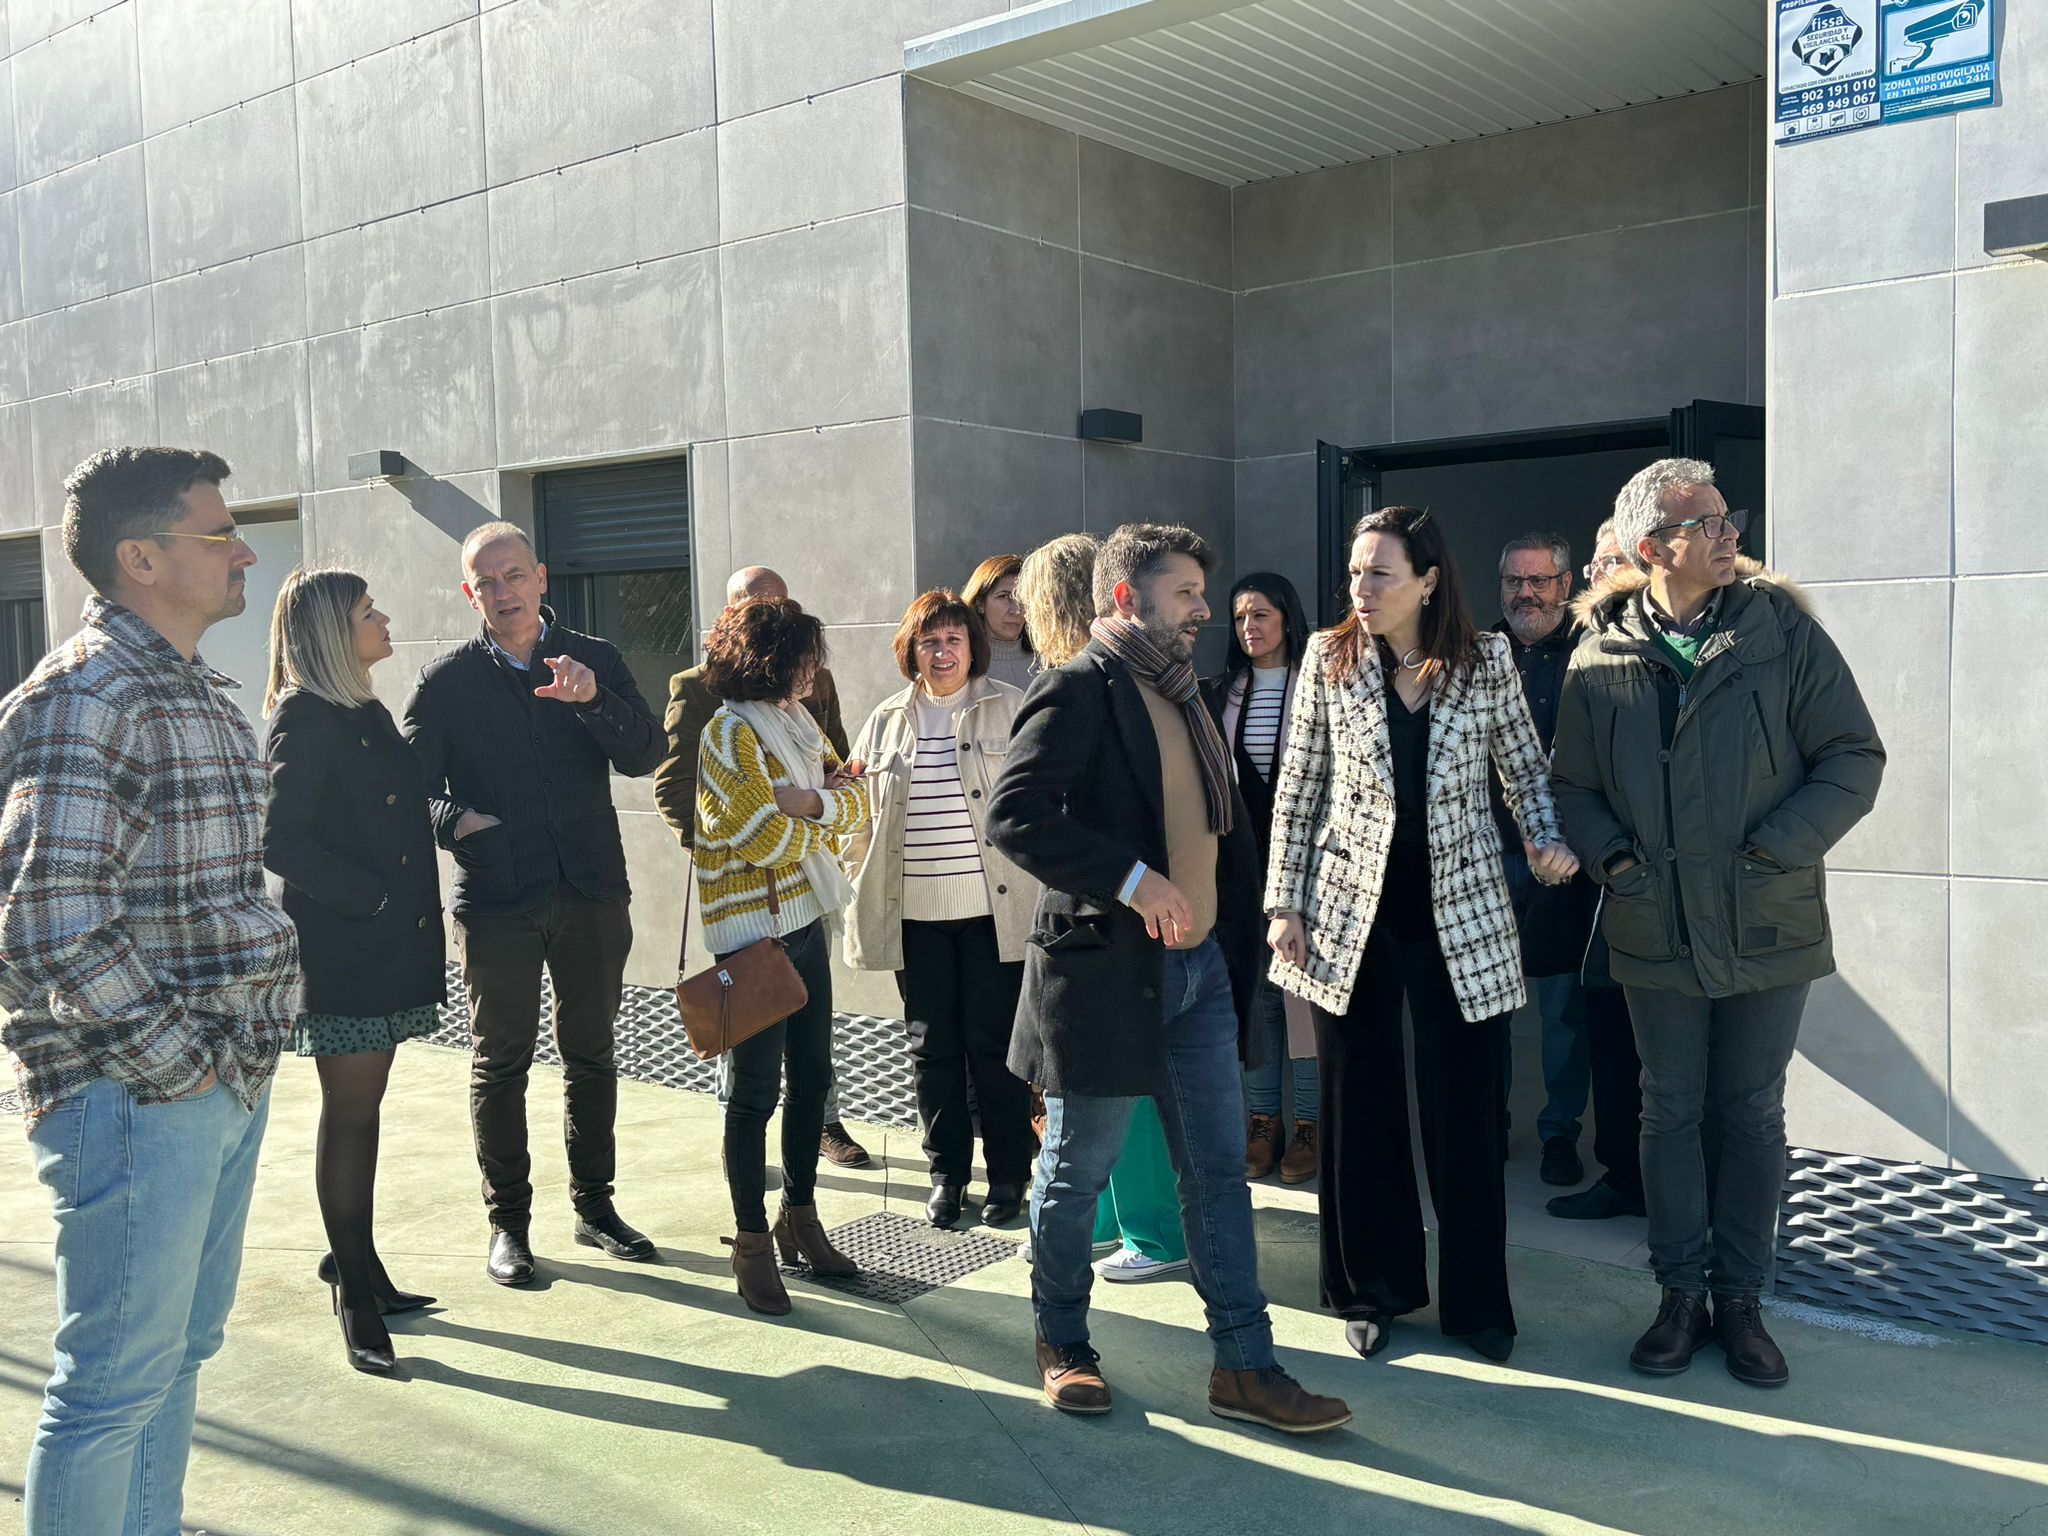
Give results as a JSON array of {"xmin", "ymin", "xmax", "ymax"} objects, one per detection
[{"xmin": 1670, "ymin": 399, "xmax": 1766, "ymax": 560}]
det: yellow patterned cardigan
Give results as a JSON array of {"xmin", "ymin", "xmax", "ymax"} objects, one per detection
[{"xmin": 694, "ymin": 707, "xmax": 870, "ymax": 954}]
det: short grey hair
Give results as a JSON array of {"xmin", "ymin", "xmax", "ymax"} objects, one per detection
[
  {"xmin": 460, "ymin": 520, "xmax": 537, "ymax": 571},
  {"xmin": 1613, "ymin": 458, "xmax": 1716, "ymax": 572},
  {"xmin": 1592, "ymin": 516, "xmax": 1620, "ymax": 556},
  {"xmin": 1498, "ymin": 532, "xmax": 1571, "ymax": 578}
]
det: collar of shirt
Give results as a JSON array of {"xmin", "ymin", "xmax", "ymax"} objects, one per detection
[
  {"xmin": 1643, "ymin": 586, "xmax": 1724, "ymax": 639},
  {"xmin": 487, "ymin": 616, "xmax": 549, "ymax": 671},
  {"xmin": 84, "ymin": 595, "xmax": 240, "ymax": 686}
]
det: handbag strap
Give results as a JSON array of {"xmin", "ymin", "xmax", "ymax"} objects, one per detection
[{"xmin": 679, "ymin": 857, "xmax": 785, "ymax": 976}]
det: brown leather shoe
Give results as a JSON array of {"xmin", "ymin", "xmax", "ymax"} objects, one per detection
[
  {"xmin": 1209, "ymin": 1366, "xmax": 1352, "ymax": 1435},
  {"xmin": 773, "ymin": 1200, "xmax": 858, "ymax": 1276},
  {"xmin": 723, "ymin": 1231, "xmax": 791, "ymax": 1315},
  {"xmin": 1279, "ymin": 1120, "xmax": 1319, "ymax": 1185},
  {"xmin": 1245, "ymin": 1114, "xmax": 1282, "ymax": 1179},
  {"xmin": 1035, "ymin": 1339, "xmax": 1112, "ymax": 1415},
  {"xmin": 819, "ymin": 1121, "xmax": 871, "ymax": 1168}
]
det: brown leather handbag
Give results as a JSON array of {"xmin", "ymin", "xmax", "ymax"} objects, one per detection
[{"xmin": 674, "ymin": 863, "xmax": 808, "ymax": 1060}]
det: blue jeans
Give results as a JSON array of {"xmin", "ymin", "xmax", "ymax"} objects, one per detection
[
  {"xmin": 1030, "ymin": 937, "xmax": 1275, "ymax": 1371},
  {"xmin": 1534, "ymin": 972, "xmax": 1590, "ymax": 1145},
  {"xmin": 24, "ymin": 1075, "xmax": 272, "ymax": 1536},
  {"xmin": 1243, "ymin": 975, "xmax": 1318, "ymax": 1121}
]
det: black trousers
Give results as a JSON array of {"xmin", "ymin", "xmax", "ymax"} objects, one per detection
[
  {"xmin": 1314, "ymin": 839, "xmax": 1515, "ymax": 1337},
  {"xmin": 896, "ymin": 916, "xmax": 1034, "ymax": 1188},
  {"xmin": 457, "ymin": 886, "xmax": 632, "ymax": 1231},
  {"xmin": 1586, "ymin": 985, "xmax": 1645, "ymax": 1201},
  {"xmin": 721, "ymin": 917, "xmax": 835, "ymax": 1233}
]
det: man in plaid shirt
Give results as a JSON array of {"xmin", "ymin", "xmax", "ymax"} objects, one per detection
[{"xmin": 0, "ymin": 447, "xmax": 302, "ymax": 1536}]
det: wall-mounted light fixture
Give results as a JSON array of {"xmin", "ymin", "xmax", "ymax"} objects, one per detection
[
  {"xmin": 1078, "ymin": 409, "xmax": 1143, "ymax": 445},
  {"xmin": 347, "ymin": 450, "xmax": 406, "ymax": 480},
  {"xmin": 1985, "ymin": 193, "xmax": 2048, "ymax": 261}
]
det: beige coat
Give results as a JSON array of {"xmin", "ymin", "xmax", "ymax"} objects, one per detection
[
  {"xmin": 841, "ymin": 675, "xmax": 1039, "ymax": 971},
  {"xmin": 1264, "ymin": 629, "xmax": 1562, "ymax": 1021}
]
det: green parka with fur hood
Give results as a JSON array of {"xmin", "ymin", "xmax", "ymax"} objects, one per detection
[{"xmin": 1549, "ymin": 559, "xmax": 1884, "ymax": 999}]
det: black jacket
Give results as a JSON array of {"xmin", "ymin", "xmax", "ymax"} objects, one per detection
[
  {"xmin": 1492, "ymin": 617, "xmax": 1591, "ymax": 976},
  {"xmin": 989, "ymin": 643, "xmax": 1266, "ymax": 1097},
  {"xmin": 263, "ymin": 692, "xmax": 446, "ymax": 1018},
  {"xmin": 401, "ymin": 613, "xmax": 664, "ymax": 918}
]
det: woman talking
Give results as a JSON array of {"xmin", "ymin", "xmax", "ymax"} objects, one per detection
[{"xmin": 1264, "ymin": 507, "xmax": 1577, "ymax": 1364}]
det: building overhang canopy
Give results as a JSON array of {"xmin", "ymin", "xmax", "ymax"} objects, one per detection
[{"xmin": 907, "ymin": 0, "xmax": 1765, "ymax": 186}]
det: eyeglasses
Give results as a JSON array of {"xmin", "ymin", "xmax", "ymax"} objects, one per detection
[
  {"xmin": 1501, "ymin": 573, "xmax": 1565, "ymax": 593},
  {"xmin": 146, "ymin": 527, "xmax": 245, "ymax": 547},
  {"xmin": 1649, "ymin": 509, "xmax": 1748, "ymax": 544},
  {"xmin": 1584, "ymin": 555, "xmax": 1629, "ymax": 581}
]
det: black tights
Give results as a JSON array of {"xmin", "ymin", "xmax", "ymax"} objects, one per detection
[{"xmin": 315, "ymin": 1050, "xmax": 397, "ymax": 1347}]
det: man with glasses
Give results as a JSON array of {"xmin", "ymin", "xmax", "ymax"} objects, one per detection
[
  {"xmin": 1551, "ymin": 459, "xmax": 1883, "ymax": 1389},
  {"xmin": 1491, "ymin": 533, "xmax": 1593, "ymax": 1190},
  {"xmin": 0, "ymin": 448, "xmax": 303, "ymax": 1535}
]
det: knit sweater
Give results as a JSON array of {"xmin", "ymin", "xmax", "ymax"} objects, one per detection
[
  {"xmin": 902, "ymin": 689, "xmax": 993, "ymax": 922},
  {"xmin": 982, "ymin": 638, "xmax": 1036, "ymax": 692},
  {"xmin": 695, "ymin": 707, "xmax": 869, "ymax": 954}
]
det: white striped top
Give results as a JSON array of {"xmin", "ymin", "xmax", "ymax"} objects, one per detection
[
  {"xmin": 902, "ymin": 690, "xmax": 992, "ymax": 922},
  {"xmin": 1240, "ymin": 665, "xmax": 1290, "ymax": 783}
]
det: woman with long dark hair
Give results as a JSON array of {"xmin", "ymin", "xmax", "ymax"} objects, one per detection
[
  {"xmin": 963, "ymin": 554, "xmax": 1035, "ymax": 690},
  {"xmin": 1208, "ymin": 573, "xmax": 1320, "ymax": 1183},
  {"xmin": 1264, "ymin": 508, "xmax": 1577, "ymax": 1364}
]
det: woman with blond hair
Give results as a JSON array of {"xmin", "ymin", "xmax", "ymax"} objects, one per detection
[
  {"xmin": 262, "ymin": 569, "xmax": 445, "ymax": 1375},
  {"xmin": 964, "ymin": 553, "xmax": 1035, "ymax": 689}
]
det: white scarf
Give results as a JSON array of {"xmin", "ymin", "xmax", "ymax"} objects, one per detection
[{"xmin": 727, "ymin": 696, "xmax": 858, "ymax": 925}]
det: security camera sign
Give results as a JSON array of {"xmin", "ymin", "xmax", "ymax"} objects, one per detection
[{"xmin": 1776, "ymin": 0, "xmax": 1997, "ymax": 143}]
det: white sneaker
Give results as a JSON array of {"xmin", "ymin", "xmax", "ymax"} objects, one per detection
[{"xmin": 1092, "ymin": 1247, "xmax": 1191, "ymax": 1282}]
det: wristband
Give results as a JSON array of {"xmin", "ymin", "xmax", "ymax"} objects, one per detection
[{"xmin": 1117, "ymin": 862, "xmax": 1147, "ymax": 906}]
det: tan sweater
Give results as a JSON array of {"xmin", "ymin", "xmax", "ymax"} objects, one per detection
[{"xmin": 1137, "ymin": 680, "xmax": 1218, "ymax": 948}]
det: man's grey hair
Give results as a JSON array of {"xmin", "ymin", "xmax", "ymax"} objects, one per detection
[
  {"xmin": 460, "ymin": 520, "xmax": 537, "ymax": 570},
  {"xmin": 1592, "ymin": 516, "xmax": 1620, "ymax": 555},
  {"xmin": 1612, "ymin": 458, "xmax": 1716, "ymax": 572},
  {"xmin": 1093, "ymin": 523, "xmax": 1214, "ymax": 617},
  {"xmin": 1498, "ymin": 532, "xmax": 1571, "ymax": 578}
]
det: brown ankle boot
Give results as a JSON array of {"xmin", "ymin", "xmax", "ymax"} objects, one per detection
[
  {"xmin": 1279, "ymin": 1120, "xmax": 1319, "ymax": 1184},
  {"xmin": 773, "ymin": 1200, "xmax": 858, "ymax": 1276},
  {"xmin": 723, "ymin": 1231, "xmax": 791, "ymax": 1315},
  {"xmin": 1246, "ymin": 1114, "xmax": 1282, "ymax": 1179},
  {"xmin": 1208, "ymin": 1366, "xmax": 1351, "ymax": 1435}
]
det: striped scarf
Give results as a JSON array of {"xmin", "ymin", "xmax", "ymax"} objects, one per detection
[{"xmin": 1090, "ymin": 617, "xmax": 1234, "ymax": 836}]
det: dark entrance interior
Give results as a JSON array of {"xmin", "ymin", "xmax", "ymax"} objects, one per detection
[{"xmin": 1314, "ymin": 402, "xmax": 1764, "ymax": 628}]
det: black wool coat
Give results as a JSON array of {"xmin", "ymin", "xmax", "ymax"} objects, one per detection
[
  {"xmin": 401, "ymin": 614, "xmax": 664, "ymax": 919},
  {"xmin": 988, "ymin": 642, "xmax": 1267, "ymax": 1098},
  {"xmin": 263, "ymin": 692, "xmax": 446, "ymax": 1018}
]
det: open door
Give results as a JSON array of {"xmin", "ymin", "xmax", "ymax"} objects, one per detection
[
  {"xmin": 1671, "ymin": 399, "xmax": 1766, "ymax": 560},
  {"xmin": 1314, "ymin": 440, "xmax": 1358, "ymax": 628}
]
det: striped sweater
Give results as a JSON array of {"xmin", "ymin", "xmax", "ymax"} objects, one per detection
[{"xmin": 694, "ymin": 707, "xmax": 869, "ymax": 954}]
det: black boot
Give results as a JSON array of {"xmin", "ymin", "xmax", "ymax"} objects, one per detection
[
  {"xmin": 980, "ymin": 1182, "xmax": 1025, "ymax": 1226},
  {"xmin": 487, "ymin": 1228, "xmax": 536, "ymax": 1286},
  {"xmin": 573, "ymin": 1207, "xmax": 656, "ymax": 1261},
  {"xmin": 1714, "ymin": 1294, "xmax": 1790, "ymax": 1388},
  {"xmin": 1629, "ymin": 1287, "xmax": 1711, "ymax": 1376},
  {"xmin": 926, "ymin": 1182, "xmax": 964, "ymax": 1229}
]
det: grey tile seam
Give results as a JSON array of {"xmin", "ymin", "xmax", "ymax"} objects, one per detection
[
  {"xmin": 0, "ymin": 0, "xmax": 126, "ymax": 65},
  {"xmin": 913, "ymin": 413, "xmax": 1232, "ymax": 465},
  {"xmin": 472, "ymin": 0, "xmax": 498, "ymax": 482},
  {"xmin": 1776, "ymin": 264, "xmax": 2033, "ymax": 304},
  {"xmin": 905, "ymin": 203, "xmax": 1234, "ymax": 296}
]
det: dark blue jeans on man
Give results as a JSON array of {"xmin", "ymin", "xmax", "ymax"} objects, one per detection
[{"xmin": 1029, "ymin": 936, "xmax": 1275, "ymax": 1371}]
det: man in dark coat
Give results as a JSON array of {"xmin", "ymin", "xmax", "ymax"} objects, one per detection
[
  {"xmin": 403, "ymin": 521, "xmax": 664, "ymax": 1285},
  {"xmin": 1553, "ymin": 460, "xmax": 1883, "ymax": 1389},
  {"xmin": 989, "ymin": 522, "xmax": 1349, "ymax": 1437}
]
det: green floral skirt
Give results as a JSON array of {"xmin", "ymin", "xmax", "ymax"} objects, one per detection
[{"xmin": 292, "ymin": 1004, "xmax": 441, "ymax": 1058}]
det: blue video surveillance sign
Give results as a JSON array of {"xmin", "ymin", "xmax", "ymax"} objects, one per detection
[{"xmin": 1776, "ymin": 0, "xmax": 1997, "ymax": 143}]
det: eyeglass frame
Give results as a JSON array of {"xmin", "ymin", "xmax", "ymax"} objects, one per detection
[
  {"xmin": 1499, "ymin": 571, "xmax": 1568, "ymax": 593},
  {"xmin": 140, "ymin": 527, "xmax": 247, "ymax": 548},
  {"xmin": 1646, "ymin": 508, "xmax": 1748, "ymax": 545},
  {"xmin": 1583, "ymin": 555, "xmax": 1630, "ymax": 581}
]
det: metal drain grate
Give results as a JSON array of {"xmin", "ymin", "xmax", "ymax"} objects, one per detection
[{"xmin": 793, "ymin": 1210, "xmax": 1019, "ymax": 1305}]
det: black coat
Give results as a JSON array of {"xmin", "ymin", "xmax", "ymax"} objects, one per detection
[
  {"xmin": 989, "ymin": 643, "xmax": 1266, "ymax": 1097},
  {"xmin": 1492, "ymin": 618, "xmax": 1592, "ymax": 977},
  {"xmin": 263, "ymin": 692, "xmax": 446, "ymax": 1018},
  {"xmin": 401, "ymin": 613, "xmax": 664, "ymax": 918}
]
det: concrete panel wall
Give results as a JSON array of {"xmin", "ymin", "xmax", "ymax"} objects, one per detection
[{"xmin": 1767, "ymin": 14, "xmax": 2048, "ymax": 1180}]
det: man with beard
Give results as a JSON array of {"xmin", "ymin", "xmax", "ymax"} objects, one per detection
[
  {"xmin": 988, "ymin": 522, "xmax": 1349, "ymax": 1436},
  {"xmin": 1492, "ymin": 532, "xmax": 1594, "ymax": 1188}
]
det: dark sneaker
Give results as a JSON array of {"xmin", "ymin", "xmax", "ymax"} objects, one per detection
[
  {"xmin": 1714, "ymin": 1295, "xmax": 1790, "ymax": 1388},
  {"xmin": 1208, "ymin": 1367, "xmax": 1351, "ymax": 1435},
  {"xmin": 820, "ymin": 1121, "xmax": 871, "ymax": 1168},
  {"xmin": 1540, "ymin": 1136, "xmax": 1585, "ymax": 1186},
  {"xmin": 1630, "ymin": 1287, "xmax": 1712, "ymax": 1376},
  {"xmin": 1547, "ymin": 1178, "xmax": 1646, "ymax": 1220},
  {"xmin": 1036, "ymin": 1339, "xmax": 1112, "ymax": 1415}
]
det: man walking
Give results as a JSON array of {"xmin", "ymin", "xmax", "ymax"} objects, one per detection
[
  {"xmin": 990, "ymin": 523, "xmax": 1349, "ymax": 1435},
  {"xmin": 653, "ymin": 563, "xmax": 870, "ymax": 1169},
  {"xmin": 1, "ymin": 448, "xmax": 303, "ymax": 1535},
  {"xmin": 1552, "ymin": 460, "xmax": 1883, "ymax": 1387},
  {"xmin": 404, "ymin": 521, "xmax": 665, "ymax": 1284}
]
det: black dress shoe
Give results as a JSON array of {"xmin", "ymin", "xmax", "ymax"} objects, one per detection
[
  {"xmin": 1630, "ymin": 1287, "xmax": 1711, "ymax": 1375},
  {"xmin": 487, "ymin": 1228, "xmax": 536, "ymax": 1286},
  {"xmin": 573, "ymin": 1209, "xmax": 656, "ymax": 1261},
  {"xmin": 331, "ymin": 1285, "xmax": 396, "ymax": 1375},
  {"xmin": 1546, "ymin": 1179, "xmax": 1646, "ymax": 1221},
  {"xmin": 1540, "ymin": 1137, "xmax": 1584, "ymax": 1186},
  {"xmin": 926, "ymin": 1182, "xmax": 964, "ymax": 1229},
  {"xmin": 1464, "ymin": 1327, "xmax": 1515, "ymax": 1364},
  {"xmin": 1343, "ymin": 1312, "xmax": 1393, "ymax": 1358},
  {"xmin": 316, "ymin": 1252, "xmax": 436, "ymax": 1313},
  {"xmin": 1713, "ymin": 1295, "xmax": 1790, "ymax": 1388},
  {"xmin": 981, "ymin": 1183, "xmax": 1025, "ymax": 1226}
]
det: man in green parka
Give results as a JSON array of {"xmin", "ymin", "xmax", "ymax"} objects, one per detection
[{"xmin": 1551, "ymin": 458, "xmax": 1883, "ymax": 1390}]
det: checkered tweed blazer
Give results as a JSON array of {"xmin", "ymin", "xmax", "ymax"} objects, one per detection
[{"xmin": 1263, "ymin": 629, "xmax": 1562, "ymax": 1021}]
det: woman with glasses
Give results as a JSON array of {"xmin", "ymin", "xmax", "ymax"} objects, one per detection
[{"xmin": 262, "ymin": 568, "xmax": 445, "ymax": 1376}]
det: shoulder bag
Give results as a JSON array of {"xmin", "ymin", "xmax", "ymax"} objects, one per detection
[{"xmin": 673, "ymin": 861, "xmax": 808, "ymax": 1059}]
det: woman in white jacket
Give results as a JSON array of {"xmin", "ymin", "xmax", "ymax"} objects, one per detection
[{"xmin": 843, "ymin": 590, "xmax": 1039, "ymax": 1229}]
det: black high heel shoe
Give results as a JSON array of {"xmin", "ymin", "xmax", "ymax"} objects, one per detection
[
  {"xmin": 316, "ymin": 1252, "xmax": 435, "ymax": 1314},
  {"xmin": 329, "ymin": 1285, "xmax": 397, "ymax": 1375},
  {"xmin": 1344, "ymin": 1309, "xmax": 1395, "ymax": 1359}
]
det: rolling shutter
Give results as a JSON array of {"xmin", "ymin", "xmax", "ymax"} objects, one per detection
[{"xmin": 537, "ymin": 459, "xmax": 690, "ymax": 575}]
